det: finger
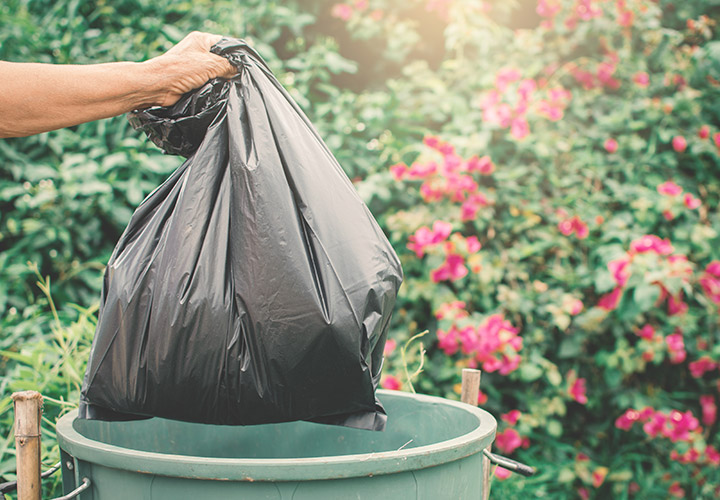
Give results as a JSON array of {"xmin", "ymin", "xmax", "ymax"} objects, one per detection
[{"xmin": 191, "ymin": 31, "xmax": 224, "ymax": 51}]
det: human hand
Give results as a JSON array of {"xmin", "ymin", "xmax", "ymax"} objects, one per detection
[{"xmin": 145, "ymin": 31, "xmax": 237, "ymax": 107}]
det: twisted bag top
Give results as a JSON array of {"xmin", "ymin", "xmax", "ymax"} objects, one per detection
[{"xmin": 78, "ymin": 39, "xmax": 403, "ymax": 430}]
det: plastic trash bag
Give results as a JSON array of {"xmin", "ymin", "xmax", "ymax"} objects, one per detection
[{"xmin": 78, "ymin": 39, "xmax": 402, "ymax": 430}]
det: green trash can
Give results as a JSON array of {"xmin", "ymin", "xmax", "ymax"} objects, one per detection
[{"xmin": 56, "ymin": 390, "xmax": 496, "ymax": 499}]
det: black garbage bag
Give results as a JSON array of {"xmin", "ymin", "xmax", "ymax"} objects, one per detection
[{"xmin": 78, "ymin": 39, "xmax": 402, "ymax": 430}]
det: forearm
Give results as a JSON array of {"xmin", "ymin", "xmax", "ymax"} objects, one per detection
[{"xmin": 0, "ymin": 60, "xmax": 167, "ymax": 138}]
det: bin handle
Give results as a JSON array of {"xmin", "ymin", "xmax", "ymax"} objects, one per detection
[
  {"xmin": 0, "ymin": 461, "xmax": 61, "ymax": 494},
  {"xmin": 483, "ymin": 449, "xmax": 535, "ymax": 477},
  {"xmin": 50, "ymin": 477, "xmax": 91, "ymax": 500}
]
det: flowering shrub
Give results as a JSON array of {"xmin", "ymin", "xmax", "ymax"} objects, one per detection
[
  {"xmin": 2, "ymin": 0, "xmax": 720, "ymax": 498},
  {"xmin": 334, "ymin": 0, "xmax": 720, "ymax": 497}
]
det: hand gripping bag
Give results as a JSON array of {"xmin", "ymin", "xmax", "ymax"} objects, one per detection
[{"xmin": 78, "ymin": 39, "xmax": 403, "ymax": 430}]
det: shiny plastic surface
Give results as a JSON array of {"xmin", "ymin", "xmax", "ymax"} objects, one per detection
[{"xmin": 79, "ymin": 39, "xmax": 402, "ymax": 430}]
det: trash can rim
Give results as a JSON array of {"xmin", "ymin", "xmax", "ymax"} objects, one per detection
[{"xmin": 56, "ymin": 390, "xmax": 496, "ymax": 482}]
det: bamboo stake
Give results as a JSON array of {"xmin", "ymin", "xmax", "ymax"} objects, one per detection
[
  {"xmin": 12, "ymin": 391, "xmax": 42, "ymax": 500},
  {"xmin": 460, "ymin": 369, "xmax": 491, "ymax": 500},
  {"xmin": 460, "ymin": 368, "xmax": 482, "ymax": 406}
]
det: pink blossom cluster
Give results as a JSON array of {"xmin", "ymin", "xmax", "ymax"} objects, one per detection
[
  {"xmin": 331, "ymin": 0, "xmax": 382, "ymax": 22},
  {"xmin": 656, "ymin": 180, "xmax": 701, "ymax": 220},
  {"xmin": 695, "ymin": 123, "xmax": 720, "ymax": 153},
  {"xmin": 571, "ymin": 52, "xmax": 621, "ymax": 90},
  {"xmin": 537, "ymin": 0, "xmax": 635, "ymax": 30},
  {"xmin": 633, "ymin": 325, "xmax": 687, "ymax": 364},
  {"xmin": 566, "ymin": 369, "xmax": 588, "ymax": 404},
  {"xmin": 596, "ymin": 235, "xmax": 692, "ymax": 315},
  {"xmin": 381, "ymin": 374, "xmax": 401, "ymax": 390},
  {"xmin": 407, "ymin": 220, "xmax": 452, "ymax": 257},
  {"xmin": 700, "ymin": 260, "xmax": 720, "ymax": 305},
  {"xmin": 558, "ymin": 214, "xmax": 589, "ymax": 239},
  {"xmin": 406, "ymin": 221, "xmax": 482, "ymax": 283},
  {"xmin": 391, "ymin": 137, "xmax": 493, "ymax": 220},
  {"xmin": 435, "ymin": 308, "xmax": 523, "ymax": 375},
  {"xmin": 494, "ymin": 409, "xmax": 529, "ymax": 467},
  {"xmin": 479, "ymin": 68, "xmax": 571, "ymax": 140},
  {"xmin": 689, "ymin": 355, "xmax": 719, "ymax": 378},
  {"xmin": 615, "ymin": 407, "xmax": 696, "ymax": 440},
  {"xmin": 615, "ymin": 406, "xmax": 719, "ymax": 466}
]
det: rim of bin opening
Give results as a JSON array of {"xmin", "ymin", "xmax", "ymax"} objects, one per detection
[{"xmin": 56, "ymin": 389, "xmax": 497, "ymax": 482}]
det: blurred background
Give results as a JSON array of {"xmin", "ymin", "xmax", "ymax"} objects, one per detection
[{"xmin": 1, "ymin": 0, "xmax": 719, "ymax": 497}]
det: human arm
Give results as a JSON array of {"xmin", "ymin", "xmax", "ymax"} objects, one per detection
[{"xmin": 0, "ymin": 31, "xmax": 236, "ymax": 138}]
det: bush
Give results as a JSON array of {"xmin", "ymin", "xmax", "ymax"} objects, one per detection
[{"xmin": 2, "ymin": 0, "xmax": 720, "ymax": 498}]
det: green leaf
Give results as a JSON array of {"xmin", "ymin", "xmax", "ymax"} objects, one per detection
[{"xmin": 632, "ymin": 283, "xmax": 660, "ymax": 311}]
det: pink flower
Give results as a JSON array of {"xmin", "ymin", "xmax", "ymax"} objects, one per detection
[
  {"xmin": 437, "ymin": 327, "xmax": 460, "ymax": 355},
  {"xmin": 636, "ymin": 324, "xmax": 655, "ymax": 340},
  {"xmin": 407, "ymin": 221, "xmax": 453, "ymax": 257},
  {"xmin": 667, "ymin": 292, "xmax": 688, "ymax": 317},
  {"xmin": 494, "ymin": 466, "xmax": 512, "ymax": 480},
  {"xmin": 608, "ymin": 257, "xmax": 631, "ymax": 286},
  {"xmin": 615, "ymin": 409, "xmax": 641, "ymax": 430},
  {"xmin": 495, "ymin": 428, "xmax": 523, "ymax": 454},
  {"xmin": 495, "ymin": 67, "xmax": 522, "ymax": 92},
  {"xmin": 510, "ymin": 117, "xmax": 530, "ymax": 140},
  {"xmin": 577, "ymin": 487, "xmax": 590, "ymax": 500},
  {"xmin": 466, "ymin": 155, "xmax": 495, "ymax": 175},
  {"xmin": 461, "ymin": 193, "xmax": 489, "ymax": 221},
  {"xmin": 604, "ymin": 138, "xmax": 619, "ymax": 153},
  {"xmin": 381, "ymin": 374, "xmax": 401, "ymax": 390},
  {"xmin": 633, "ymin": 72, "xmax": 650, "ymax": 87},
  {"xmin": 705, "ymin": 445, "xmax": 720, "ymax": 466},
  {"xmin": 698, "ymin": 125, "xmax": 710, "ymax": 139},
  {"xmin": 331, "ymin": 3, "xmax": 353, "ymax": 20},
  {"xmin": 598, "ymin": 286, "xmax": 623, "ymax": 311},
  {"xmin": 558, "ymin": 215, "xmax": 589, "ymax": 239},
  {"xmin": 435, "ymin": 301, "xmax": 468, "ymax": 320},
  {"xmin": 701, "ymin": 276, "xmax": 720, "ymax": 305},
  {"xmin": 617, "ymin": 9, "xmax": 634, "ymax": 27},
  {"xmin": 700, "ymin": 395, "xmax": 717, "ymax": 427},
  {"xmin": 466, "ymin": 235, "xmax": 482, "ymax": 253},
  {"xmin": 706, "ymin": 261, "xmax": 720, "ymax": 277},
  {"xmin": 478, "ymin": 390, "xmax": 488, "ymax": 405},
  {"xmin": 663, "ymin": 410, "xmax": 699, "ymax": 442},
  {"xmin": 668, "ymin": 482, "xmax": 685, "ymax": 498},
  {"xmin": 657, "ymin": 181, "xmax": 682, "ymax": 196},
  {"xmin": 665, "ymin": 333, "xmax": 686, "ymax": 363},
  {"xmin": 690, "ymin": 356, "xmax": 717, "ymax": 378},
  {"xmin": 592, "ymin": 467, "xmax": 608, "ymax": 488},
  {"xmin": 390, "ymin": 163, "xmax": 408, "ymax": 180},
  {"xmin": 423, "ymin": 135, "xmax": 441, "ymax": 149},
  {"xmin": 672, "ymin": 135, "xmax": 687, "ymax": 153},
  {"xmin": 537, "ymin": 0, "xmax": 562, "ymax": 18},
  {"xmin": 501, "ymin": 410, "xmax": 522, "ymax": 426},
  {"xmin": 642, "ymin": 412, "xmax": 666, "ymax": 438},
  {"xmin": 408, "ymin": 160, "xmax": 438, "ymax": 179},
  {"xmin": 714, "ymin": 132, "xmax": 720, "ymax": 149},
  {"xmin": 384, "ymin": 338, "xmax": 397, "ymax": 356},
  {"xmin": 629, "ymin": 235, "xmax": 673, "ymax": 255},
  {"xmin": 430, "ymin": 254, "xmax": 468, "ymax": 282},
  {"xmin": 563, "ymin": 296, "xmax": 584, "ymax": 315},
  {"xmin": 497, "ymin": 354, "xmax": 522, "ymax": 375},
  {"xmin": 683, "ymin": 193, "xmax": 701, "ymax": 209},
  {"xmin": 537, "ymin": 100, "xmax": 564, "ymax": 121},
  {"xmin": 353, "ymin": 0, "xmax": 368, "ymax": 10},
  {"xmin": 568, "ymin": 377, "xmax": 588, "ymax": 404}
]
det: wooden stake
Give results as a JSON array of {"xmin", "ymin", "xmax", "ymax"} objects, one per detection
[
  {"xmin": 461, "ymin": 368, "xmax": 482, "ymax": 406},
  {"xmin": 12, "ymin": 391, "xmax": 43, "ymax": 500}
]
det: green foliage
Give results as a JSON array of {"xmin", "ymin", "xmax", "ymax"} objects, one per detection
[{"xmin": 2, "ymin": 0, "xmax": 720, "ymax": 498}]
